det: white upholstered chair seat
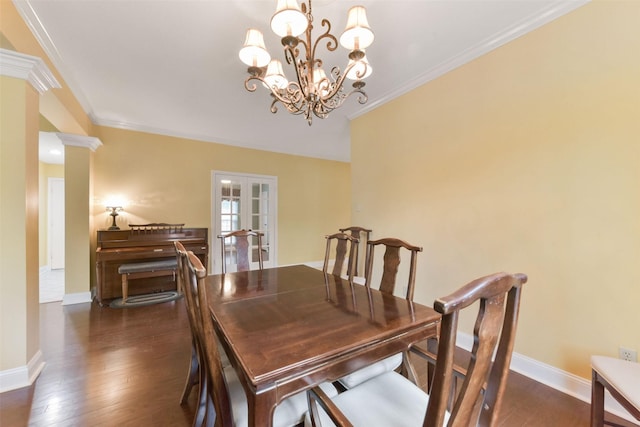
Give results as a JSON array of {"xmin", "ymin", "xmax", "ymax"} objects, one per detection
[
  {"xmin": 305, "ymin": 371, "xmax": 450, "ymax": 427},
  {"xmin": 591, "ymin": 355, "xmax": 640, "ymax": 412},
  {"xmin": 224, "ymin": 365, "xmax": 338, "ymax": 426},
  {"xmin": 338, "ymin": 352, "xmax": 403, "ymax": 389}
]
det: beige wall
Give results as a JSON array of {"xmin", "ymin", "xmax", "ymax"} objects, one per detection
[
  {"xmin": 351, "ymin": 0, "xmax": 640, "ymax": 379},
  {"xmin": 91, "ymin": 125, "xmax": 351, "ymax": 272}
]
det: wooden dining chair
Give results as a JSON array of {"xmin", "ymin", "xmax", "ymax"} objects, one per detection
[
  {"xmin": 186, "ymin": 251, "xmax": 338, "ymax": 427},
  {"xmin": 306, "ymin": 272, "xmax": 528, "ymax": 427},
  {"xmin": 364, "ymin": 237, "xmax": 423, "ymax": 300},
  {"xmin": 335, "ymin": 237, "xmax": 423, "ymax": 389},
  {"xmin": 591, "ymin": 355, "xmax": 640, "ymax": 426},
  {"xmin": 218, "ymin": 229, "xmax": 264, "ymax": 273},
  {"xmin": 176, "ymin": 242, "xmax": 197, "ymax": 407},
  {"xmin": 322, "ymin": 232, "xmax": 359, "ymax": 282},
  {"xmin": 338, "ymin": 226, "xmax": 372, "ymax": 278},
  {"xmin": 175, "ymin": 242, "xmax": 208, "ymax": 426}
]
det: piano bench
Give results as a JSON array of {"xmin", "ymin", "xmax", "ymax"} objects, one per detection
[{"xmin": 118, "ymin": 259, "xmax": 178, "ymax": 302}]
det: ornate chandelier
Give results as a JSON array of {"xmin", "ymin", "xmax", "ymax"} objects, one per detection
[{"xmin": 239, "ymin": 0, "xmax": 374, "ymax": 125}]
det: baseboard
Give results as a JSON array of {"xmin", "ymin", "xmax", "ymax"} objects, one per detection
[
  {"xmin": 62, "ymin": 291, "xmax": 92, "ymax": 305},
  {"xmin": 0, "ymin": 350, "xmax": 45, "ymax": 393},
  {"xmin": 456, "ymin": 332, "xmax": 639, "ymax": 425},
  {"xmin": 303, "ymin": 260, "xmax": 324, "ymax": 269}
]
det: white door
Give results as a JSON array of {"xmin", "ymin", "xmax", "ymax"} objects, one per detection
[
  {"xmin": 212, "ymin": 172, "xmax": 277, "ymax": 273},
  {"xmin": 48, "ymin": 178, "xmax": 65, "ymax": 269}
]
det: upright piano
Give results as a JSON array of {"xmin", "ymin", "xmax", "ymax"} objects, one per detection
[{"xmin": 95, "ymin": 225, "xmax": 208, "ymax": 304}]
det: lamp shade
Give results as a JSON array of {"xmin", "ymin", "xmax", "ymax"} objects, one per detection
[
  {"xmin": 263, "ymin": 59, "xmax": 288, "ymax": 90},
  {"xmin": 271, "ymin": 0, "xmax": 308, "ymax": 38},
  {"xmin": 239, "ymin": 29, "xmax": 271, "ymax": 67},
  {"xmin": 346, "ymin": 55, "xmax": 372, "ymax": 80},
  {"xmin": 313, "ymin": 68, "xmax": 331, "ymax": 97},
  {"xmin": 340, "ymin": 6, "xmax": 374, "ymax": 51}
]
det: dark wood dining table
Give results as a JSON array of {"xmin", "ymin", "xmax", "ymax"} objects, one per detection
[{"xmin": 204, "ymin": 264, "xmax": 441, "ymax": 427}]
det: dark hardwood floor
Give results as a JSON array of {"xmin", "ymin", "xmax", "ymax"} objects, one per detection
[{"xmin": 0, "ymin": 299, "xmax": 636, "ymax": 426}]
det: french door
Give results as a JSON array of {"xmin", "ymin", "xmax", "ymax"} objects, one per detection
[{"xmin": 212, "ymin": 172, "xmax": 277, "ymax": 273}]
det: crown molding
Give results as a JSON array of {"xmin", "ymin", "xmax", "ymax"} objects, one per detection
[
  {"xmin": 349, "ymin": 0, "xmax": 591, "ymax": 120},
  {"xmin": 56, "ymin": 133, "xmax": 103, "ymax": 151},
  {"xmin": 0, "ymin": 48, "xmax": 60, "ymax": 94},
  {"xmin": 92, "ymin": 116, "xmax": 350, "ymax": 163}
]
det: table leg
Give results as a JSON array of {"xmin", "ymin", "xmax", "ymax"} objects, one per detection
[{"xmin": 247, "ymin": 389, "xmax": 277, "ymax": 427}]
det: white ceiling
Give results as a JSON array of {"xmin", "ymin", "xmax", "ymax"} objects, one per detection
[{"xmin": 17, "ymin": 0, "xmax": 588, "ymax": 163}]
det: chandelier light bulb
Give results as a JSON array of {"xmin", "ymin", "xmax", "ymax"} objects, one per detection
[
  {"xmin": 340, "ymin": 6, "xmax": 374, "ymax": 51},
  {"xmin": 239, "ymin": 29, "xmax": 271, "ymax": 67},
  {"xmin": 271, "ymin": 0, "xmax": 308, "ymax": 38}
]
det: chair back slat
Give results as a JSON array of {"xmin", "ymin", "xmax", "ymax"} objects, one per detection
[
  {"xmin": 424, "ymin": 272, "xmax": 527, "ymax": 427},
  {"xmin": 175, "ymin": 242, "xmax": 197, "ymax": 344},
  {"xmin": 339, "ymin": 226, "xmax": 372, "ymax": 277},
  {"xmin": 479, "ymin": 283, "xmax": 524, "ymax": 426},
  {"xmin": 323, "ymin": 232, "xmax": 359, "ymax": 281}
]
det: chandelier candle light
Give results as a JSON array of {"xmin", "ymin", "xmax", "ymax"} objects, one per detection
[{"xmin": 239, "ymin": 0, "xmax": 374, "ymax": 125}]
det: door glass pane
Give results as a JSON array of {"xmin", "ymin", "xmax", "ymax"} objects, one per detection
[{"xmin": 221, "ymin": 180, "xmax": 242, "ymax": 233}]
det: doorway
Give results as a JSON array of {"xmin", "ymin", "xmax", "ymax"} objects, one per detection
[
  {"xmin": 212, "ymin": 172, "xmax": 277, "ymax": 274},
  {"xmin": 40, "ymin": 176, "xmax": 65, "ymax": 303}
]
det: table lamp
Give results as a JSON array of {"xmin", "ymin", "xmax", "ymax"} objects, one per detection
[{"xmin": 106, "ymin": 206, "xmax": 123, "ymax": 230}]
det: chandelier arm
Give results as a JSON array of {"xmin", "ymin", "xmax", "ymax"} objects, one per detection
[
  {"xmin": 312, "ymin": 65, "xmax": 351, "ymax": 104},
  {"xmin": 244, "ymin": 75, "xmax": 261, "ymax": 92},
  {"xmin": 283, "ymin": 45, "xmax": 298, "ymax": 66},
  {"xmin": 273, "ymin": 82, "xmax": 304, "ymax": 105},
  {"xmin": 344, "ymin": 59, "xmax": 370, "ymax": 81},
  {"xmin": 344, "ymin": 87, "xmax": 369, "ymax": 105},
  {"xmin": 269, "ymin": 94, "xmax": 282, "ymax": 114},
  {"xmin": 282, "ymin": 45, "xmax": 310, "ymax": 102},
  {"xmin": 310, "ymin": 19, "xmax": 338, "ymax": 61}
]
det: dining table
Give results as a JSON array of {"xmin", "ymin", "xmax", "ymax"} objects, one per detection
[{"xmin": 204, "ymin": 264, "xmax": 441, "ymax": 427}]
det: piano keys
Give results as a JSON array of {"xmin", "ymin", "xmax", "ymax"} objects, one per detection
[{"xmin": 95, "ymin": 225, "xmax": 208, "ymax": 304}]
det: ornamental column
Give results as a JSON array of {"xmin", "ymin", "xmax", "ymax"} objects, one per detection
[
  {"xmin": 56, "ymin": 133, "xmax": 102, "ymax": 304},
  {"xmin": 0, "ymin": 48, "xmax": 60, "ymax": 392}
]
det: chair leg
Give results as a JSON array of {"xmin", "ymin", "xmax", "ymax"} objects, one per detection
[
  {"xmin": 121, "ymin": 274, "xmax": 129, "ymax": 302},
  {"xmin": 203, "ymin": 377, "xmax": 216, "ymax": 427},
  {"xmin": 194, "ymin": 345, "xmax": 208, "ymax": 427},
  {"xmin": 591, "ymin": 369, "xmax": 605, "ymax": 427},
  {"xmin": 180, "ymin": 340, "xmax": 199, "ymax": 404}
]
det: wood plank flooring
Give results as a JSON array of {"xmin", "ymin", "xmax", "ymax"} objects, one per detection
[{"xmin": 0, "ymin": 299, "xmax": 636, "ymax": 426}]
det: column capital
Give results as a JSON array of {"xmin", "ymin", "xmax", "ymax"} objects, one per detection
[
  {"xmin": 0, "ymin": 48, "xmax": 61, "ymax": 94},
  {"xmin": 56, "ymin": 133, "xmax": 103, "ymax": 151}
]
